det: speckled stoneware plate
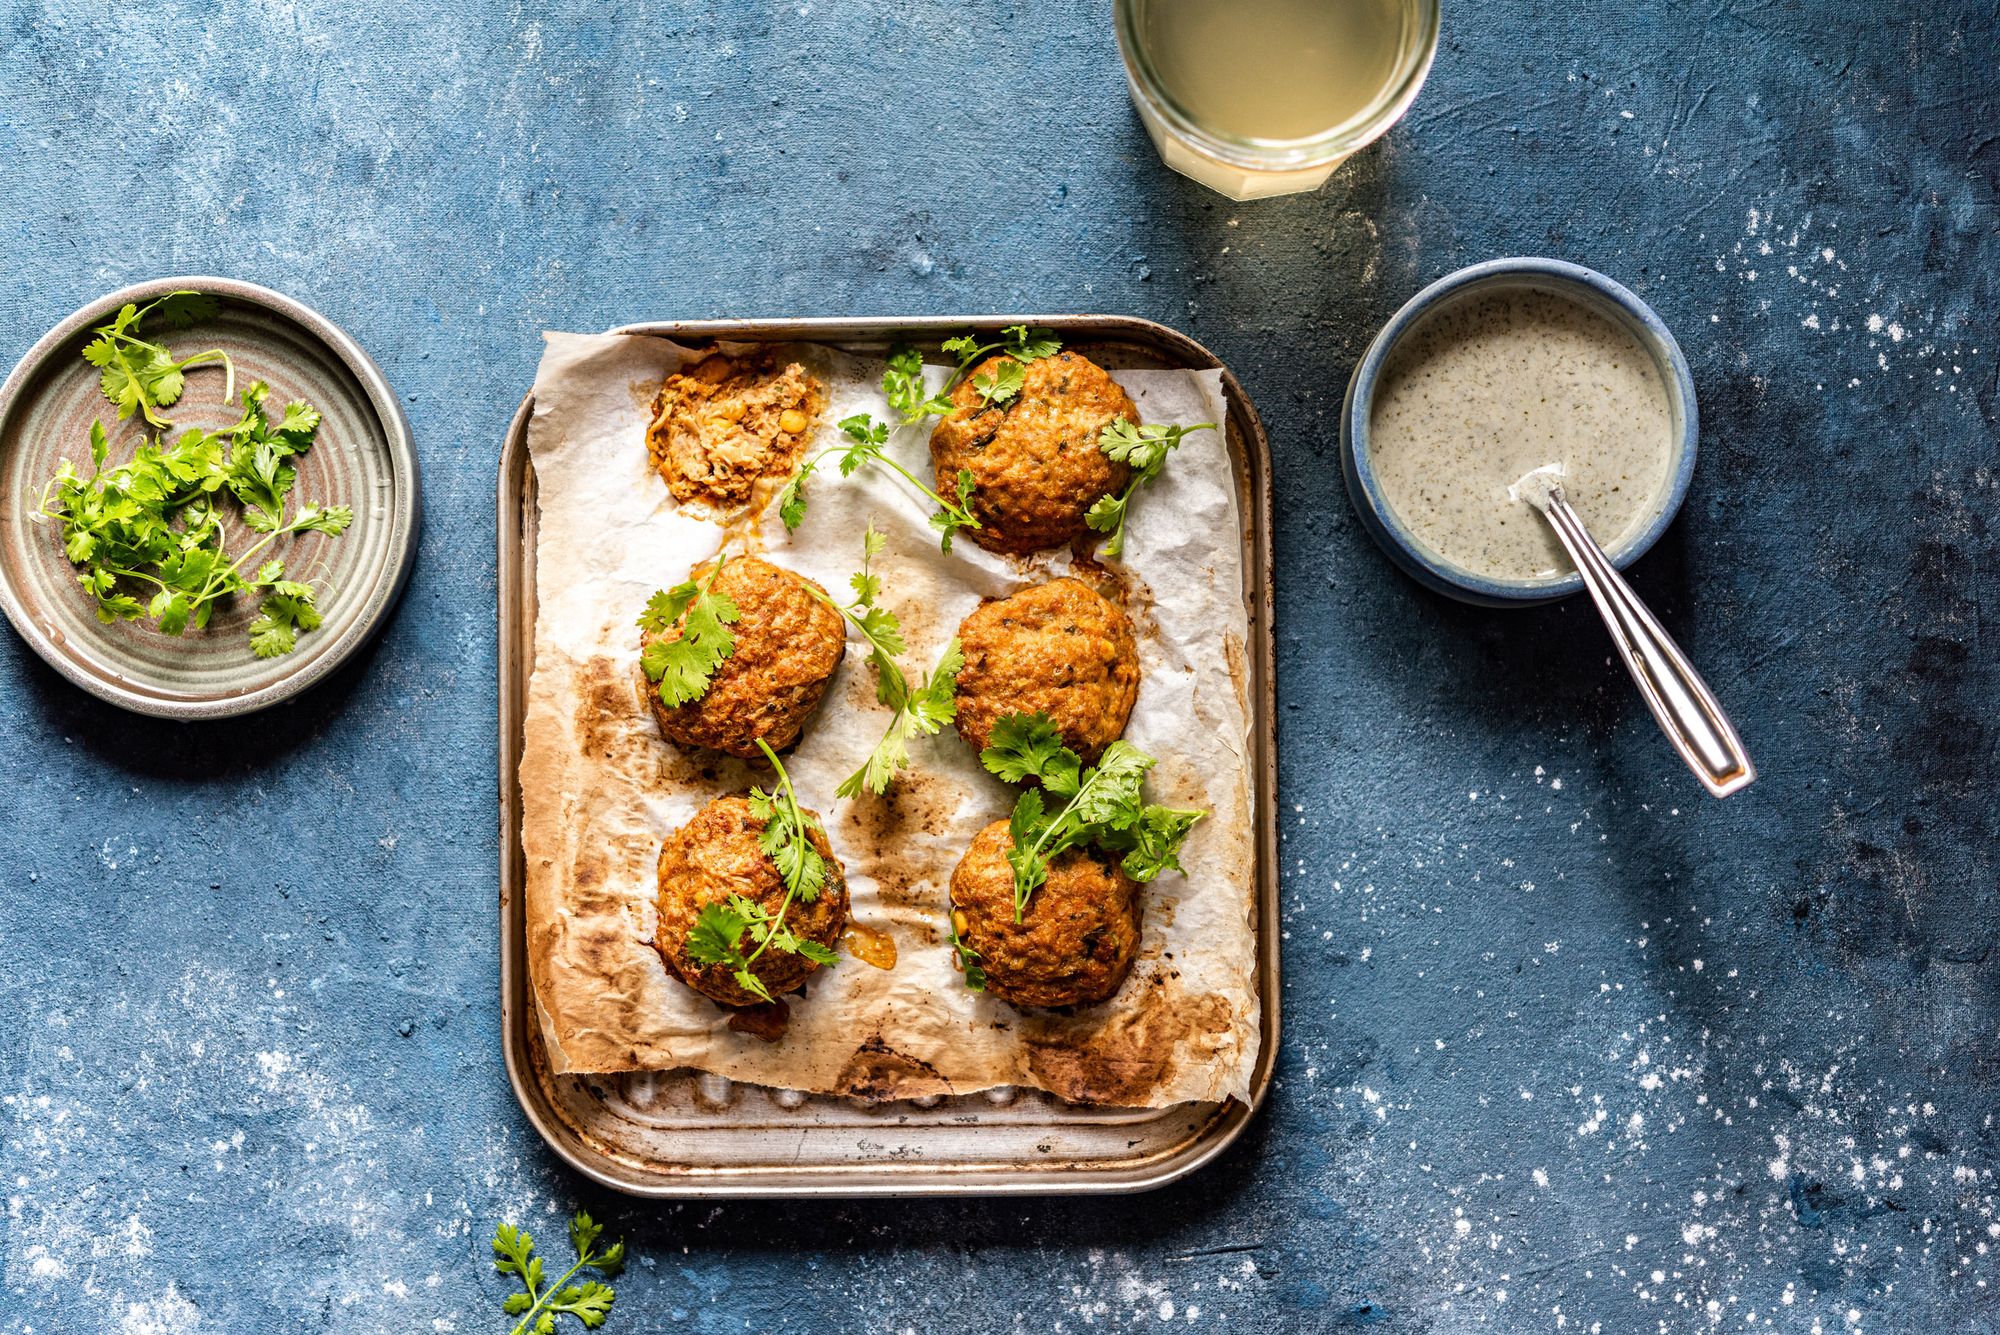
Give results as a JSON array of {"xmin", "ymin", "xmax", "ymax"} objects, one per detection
[{"xmin": 0, "ymin": 277, "xmax": 419, "ymax": 718}]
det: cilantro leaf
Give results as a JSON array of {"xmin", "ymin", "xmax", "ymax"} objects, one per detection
[
  {"xmin": 687, "ymin": 900, "xmax": 754, "ymax": 968},
  {"xmin": 912, "ymin": 637, "xmax": 964, "ymax": 730},
  {"xmin": 148, "ymin": 291, "xmax": 221, "ymax": 329},
  {"xmin": 942, "ymin": 327, "xmax": 1061, "ymax": 383},
  {"xmin": 947, "ymin": 907, "xmax": 987, "ymax": 991},
  {"xmin": 971, "ymin": 358, "xmax": 1025, "ymax": 407},
  {"xmin": 1004, "ymin": 787, "xmax": 1053, "ymax": 913},
  {"xmin": 978, "ymin": 716, "xmax": 1200, "ymax": 919},
  {"xmin": 882, "ymin": 345, "xmax": 954, "ymax": 424},
  {"xmin": 683, "ymin": 744, "xmax": 840, "ymax": 1003},
  {"xmin": 290, "ymin": 503, "xmax": 354, "ymax": 536},
  {"xmin": 248, "ymin": 591, "xmax": 321, "ymax": 658},
  {"xmin": 837, "ymin": 636, "xmax": 962, "ymax": 799},
  {"xmin": 1002, "ymin": 325, "xmax": 1061, "ymax": 361},
  {"xmin": 1103, "ymin": 805, "xmax": 1206, "ymax": 881},
  {"xmin": 550, "ymin": 1281, "xmax": 617, "ymax": 1329},
  {"xmin": 979, "ymin": 713, "xmax": 1080, "ymax": 794},
  {"xmin": 1087, "ymin": 417, "xmax": 1217, "ymax": 559},
  {"xmin": 637, "ymin": 559, "xmax": 741, "ymax": 708},
  {"xmin": 930, "ymin": 469, "xmax": 978, "ymax": 554},
  {"xmin": 81, "ymin": 291, "xmax": 234, "ymax": 428},
  {"xmin": 492, "ymin": 1223, "xmax": 536, "ymax": 1280},
  {"xmin": 755, "ymin": 783, "xmax": 830, "ymax": 902},
  {"xmin": 777, "ymin": 463, "xmax": 813, "ymax": 529},
  {"xmin": 1070, "ymin": 740, "xmax": 1154, "ymax": 827},
  {"xmin": 793, "ymin": 939, "xmax": 840, "ymax": 966},
  {"xmin": 490, "ymin": 1211, "xmax": 624, "ymax": 1334}
]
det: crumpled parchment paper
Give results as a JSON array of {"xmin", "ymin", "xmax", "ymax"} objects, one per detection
[{"xmin": 518, "ymin": 331, "xmax": 1259, "ymax": 1106}]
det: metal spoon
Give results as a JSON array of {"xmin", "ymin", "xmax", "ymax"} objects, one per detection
[{"xmin": 1510, "ymin": 467, "xmax": 1755, "ymax": 798}]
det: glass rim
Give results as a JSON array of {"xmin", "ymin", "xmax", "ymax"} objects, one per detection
[{"xmin": 1114, "ymin": 0, "xmax": 1442, "ymax": 170}]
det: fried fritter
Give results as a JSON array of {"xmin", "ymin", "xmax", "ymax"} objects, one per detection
[
  {"xmin": 654, "ymin": 795, "xmax": 848, "ymax": 1007},
  {"xmin": 646, "ymin": 354, "xmax": 824, "ymax": 508},
  {"xmin": 929, "ymin": 350, "xmax": 1134, "ymax": 554},
  {"xmin": 954, "ymin": 577, "xmax": 1139, "ymax": 765},
  {"xmin": 949, "ymin": 819, "xmax": 1141, "ymax": 1009},
  {"xmin": 638, "ymin": 556, "xmax": 845, "ymax": 759}
]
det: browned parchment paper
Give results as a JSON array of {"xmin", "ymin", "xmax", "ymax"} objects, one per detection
[{"xmin": 519, "ymin": 331, "xmax": 1258, "ymax": 1106}]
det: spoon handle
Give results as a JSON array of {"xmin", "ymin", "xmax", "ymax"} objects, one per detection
[{"xmin": 1538, "ymin": 492, "xmax": 1756, "ymax": 798}]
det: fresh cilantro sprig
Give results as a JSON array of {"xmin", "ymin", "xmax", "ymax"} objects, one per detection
[
  {"xmin": 947, "ymin": 908, "xmax": 987, "ymax": 991},
  {"xmin": 776, "ymin": 414, "xmax": 980, "ymax": 552},
  {"xmin": 881, "ymin": 345, "xmax": 955, "ymax": 424},
  {"xmin": 882, "ymin": 326, "xmax": 1058, "ymax": 427},
  {"xmin": 776, "ymin": 332, "xmax": 1056, "ymax": 545},
  {"xmin": 1085, "ymin": 418, "xmax": 1217, "ymax": 559},
  {"xmin": 979, "ymin": 713, "xmax": 1204, "ymax": 922},
  {"xmin": 637, "ymin": 556, "xmax": 741, "ymax": 707},
  {"xmin": 685, "ymin": 739, "xmax": 839, "ymax": 1003},
  {"xmin": 491, "ymin": 1211, "xmax": 625, "ymax": 1334},
  {"xmin": 34, "ymin": 380, "xmax": 353, "ymax": 656},
  {"xmin": 814, "ymin": 525, "xmax": 963, "ymax": 797},
  {"xmin": 971, "ymin": 359, "xmax": 1025, "ymax": 407},
  {"xmin": 82, "ymin": 291, "xmax": 234, "ymax": 428},
  {"xmin": 938, "ymin": 325, "xmax": 1062, "ymax": 386}
]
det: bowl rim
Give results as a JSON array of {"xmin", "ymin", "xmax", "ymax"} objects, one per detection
[
  {"xmin": 1342, "ymin": 256, "xmax": 1699, "ymax": 606},
  {"xmin": 0, "ymin": 275, "xmax": 420, "ymax": 719}
]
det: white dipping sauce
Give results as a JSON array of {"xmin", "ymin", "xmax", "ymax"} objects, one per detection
[{"xmin": 1367, "ymin": 288, "xmax": 1677, "ymax": 582}]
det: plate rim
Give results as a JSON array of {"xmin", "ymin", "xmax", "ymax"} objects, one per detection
[{"xmin": 0, "ymin": 274, "xmax": 421, "ymax": 719}]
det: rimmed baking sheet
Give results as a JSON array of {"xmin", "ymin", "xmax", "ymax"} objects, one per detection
[{"xmin": 498, "ymin": 315, "xmax": 1279, "ymax": 1197}]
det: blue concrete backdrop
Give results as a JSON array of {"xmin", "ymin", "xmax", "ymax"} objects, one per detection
[{"xmin": 1, "ymin": 1, "xmax": 1995, "ymax": 1331}]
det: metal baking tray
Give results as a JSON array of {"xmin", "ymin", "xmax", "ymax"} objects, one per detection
[{"xmin": 498, "ymin": 316, "xmax": 1279, "ymax": 1196}]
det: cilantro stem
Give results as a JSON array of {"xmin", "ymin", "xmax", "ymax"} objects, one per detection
[
  {"xmin": 868, "ymin": 445, "xmax": 958, "ymax": 516},
  {"xmin": 508, "ymin": 1252, "xmax": 594, "ymax": 1335},
  {"xmin": 806, "ymin": 583, "xmax": 911, "ymax": 703},
  {"xmin": 744, "ymin": 738, "xmax": 810, "ymax": 976},
  {"xmin": 175, "ymin": 348, "xmax": 237, "ymax": 406},
  {"xmin": 189, "ymin": 520, "xmax": 280, "ymax": 610},
  {"xmin": 795, "ymin": 441, "xmax": 979, "ymax": 533},
  {"xmin": 1014, "ymin": 763, "xmax": 1123, "ymax": 921},
  {"xmin": 940, "ymin": 340, "xmax": 1009, "ymax": 392}
]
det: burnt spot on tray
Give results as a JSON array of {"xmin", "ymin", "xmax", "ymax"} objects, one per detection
[
  {"xmin": 575, "ymin": 655, "xmax": 653, "ymax": 767},
  {"xmin": 1022, "ymin": 980, "xmax": 1231, "ymax": 1107},
  {"xmin": 577, "ymin": 653, "xmax": 733, "ymax": 788},
  {"xmin": 841, "ymin": 769, "xmax": 962, "ymax": 909},
  {"xmin": 626, "ymin": 374, "xmax": 661, "ymax": 416},
  {"xmin": 1117, "ymin": 568, "xmax": 1161, "ymax": 643},
  {"xmin": 1223, "ymin": 633, "xmax": 1250, "ymax": 722},
  {"xmin": 727, "ymin": 998, "xmax": 792, "ymax": 1043},
  {"xmin": 836, "ymin": 1035, "xmax": 953, "ymax": 1102}
]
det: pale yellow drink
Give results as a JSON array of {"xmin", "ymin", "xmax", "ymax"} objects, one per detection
[{"xmin": 1116, "ymin": 0, "xmax": 1439, "ymax": 201}]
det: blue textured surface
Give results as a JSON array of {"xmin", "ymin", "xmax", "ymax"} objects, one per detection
[{"xmin": 1, "ymin": 2, "xmax": 1995, "ymax": 1332}]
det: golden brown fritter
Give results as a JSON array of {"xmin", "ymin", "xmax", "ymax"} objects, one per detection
[
  {"xmin": 949, "ymin": 819, "xmax": 1140, "ymax": 1010},
  {"xmin": 646, "ymin": 354, "xmax": 824, "ymax": 508},
  {"xmin": 637, "ymin": 556, "xmax": 846, "ymax": 759},
  {"xmin": 954, "ymin": 577, "xmax": 1139, "ymax": 765},
  {"xmin": 655, "ymin": 795, "xmax": 848, "ymax": 1007},
  {"xmin": 929, "ymin": 350, "xmax": 1134, "ymax": 554}
]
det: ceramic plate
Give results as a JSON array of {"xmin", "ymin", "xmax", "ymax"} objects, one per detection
[{"xmin": 0, "ymin": 276, "xmax": 419, "ymax": 718}]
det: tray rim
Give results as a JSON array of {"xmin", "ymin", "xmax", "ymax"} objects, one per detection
[
  {"xmin": 498, "ymin": 313, "xmax": 1280, "ymax": 1197},
  {"xmin": 0, "ymin": 274, "xmax": 421, "ymax": 719}
]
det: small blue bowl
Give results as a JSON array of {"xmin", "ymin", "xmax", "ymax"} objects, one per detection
[{"xmin": 1340, "ymin": 258, "xmax": 1699, "ymax": 607}]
